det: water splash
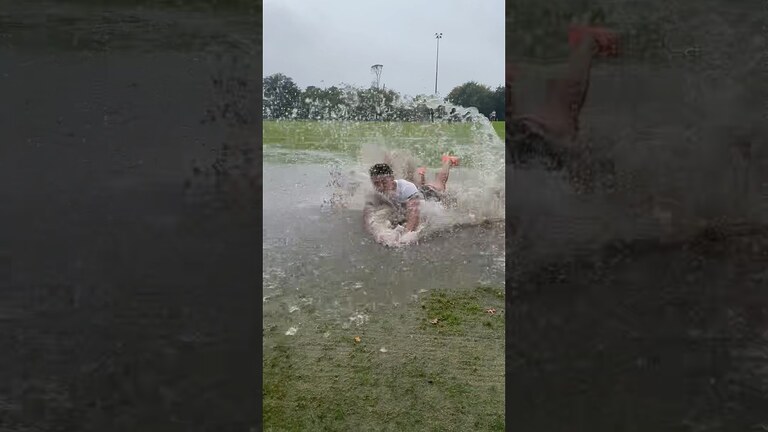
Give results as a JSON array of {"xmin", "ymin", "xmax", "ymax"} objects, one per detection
[{"xmin": 326, "ymin": 95, "xmax": 505, "ymax": 247}]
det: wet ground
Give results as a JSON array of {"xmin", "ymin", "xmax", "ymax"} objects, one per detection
[
  {"xmin": 260, "ymin": 120, "xmax": 506, "ymax": 430},
  {"xmin": 507, "ymin": 1, "xmax": 768, "ymax": 430},
  {"xmin": 0, "ymin": 2, "xmax": 259, "ymax": 430},
  {"xmin": 263, "ymin": 286, "xmax": 505, "ymax": 431},
  {"xmin": 262, "ymin": 160, "xmax": 504, "ymax": 325},
  {"xmin": 509, "ymin": 224, "xmax": 768, "ymax": 431}
]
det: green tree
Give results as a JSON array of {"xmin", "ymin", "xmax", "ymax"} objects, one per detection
[
  {"xmin": 298, "ymin": 85, "xmax": 324, "ymax": 119},
  {"xmin": 353, "ymin": 87, "xmax": 400, "ymax": 121},
  {"xmin": 262, "ymin": 73, "xmax": 502, "ymax": 121},
  {"xmin": 297, "ymin": 85, "xmax": 352, "ymax": 120},
  {"xmin": 446, "ymin": 81, "xmax": 496, "ymax": 117},
  {"xmin": 321, "ymin": 86, "xmax": 347, "ymax": 119},
  {"xmin": 263, "ymin": 73, "xmax": 301, "ymax": 119},
  {"xmin": 491, "ymin": 85, "xmax": 505, "ymax": 120},
  {"xmin": 394, "ymin": 94, "xmax": 432, "ymax": 121}
]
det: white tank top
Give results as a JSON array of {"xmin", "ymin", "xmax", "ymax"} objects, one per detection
[{"xmin": 393, "ymin": 179, "xmax": 422, "ymax": 203}]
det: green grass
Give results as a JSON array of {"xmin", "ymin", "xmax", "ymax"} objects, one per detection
[
  {"xmin": 263, "ymin": 286, "xmax": 505, "ymax": 432},
  {"xmin": 421, "ymin": 285, "xmax": 506, "ymax": 334},
  {"xmin": 263, "ymin": 120, "xmax": 505, "ymax": 166},
  {"xmin": 491, "ymin": 121, "xmax": 504, "ymax": 140}
]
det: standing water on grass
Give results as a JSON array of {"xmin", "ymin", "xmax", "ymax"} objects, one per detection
[
  {"xmin": 335, "ymin": 99, "xmax": 505, "ymax": 247},
  {"xmin": 263, "ymin": 98, "xmax": 505, "ymax": 331}
]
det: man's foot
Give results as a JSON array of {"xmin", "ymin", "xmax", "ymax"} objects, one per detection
[
  {"xmin": 441, "ymin": 154, "xmax": 460, "ymax": 166},
  {"xmin": 568, "ymin": 26, "xmax": 619, "ymax": 57},
  {"xmin": 416, "ymin": 166, "xmax": 427, "ymax": 186}
]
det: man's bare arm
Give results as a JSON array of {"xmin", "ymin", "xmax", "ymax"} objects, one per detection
[
  {"xmin": 405, "ymin": 198, "xmax": 420, "ymax": 232},
  {"xmin": 363, "ymin": 206, "xmax": 373, "ymax": 233}
]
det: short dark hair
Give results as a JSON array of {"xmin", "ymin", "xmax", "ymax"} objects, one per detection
[{"xmin": 369, "ymin": 163, "xmax": 393, "ymax": 177}]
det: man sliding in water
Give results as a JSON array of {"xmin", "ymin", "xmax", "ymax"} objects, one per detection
[
  {"xmin": 507, "ymin": 25, "xmax": 619, "ymax": 190},
  {"xmin": 364, "ymin": 156, "xmax": 458, "ymax": 235}
]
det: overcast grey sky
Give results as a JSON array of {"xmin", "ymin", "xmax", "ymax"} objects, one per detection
[{"xmin": 263, "ymin": 0, "xmax": 504, "ymax": 97}]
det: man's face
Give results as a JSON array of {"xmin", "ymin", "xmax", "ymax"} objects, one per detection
[{"xmin": 371, "ymin": 175, "xmax": 395, "ymax": 194}]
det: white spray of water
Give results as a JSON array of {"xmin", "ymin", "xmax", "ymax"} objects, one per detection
[{"xmin": 330, "ymin": 97, "xmax": 505, "ymax": 247}]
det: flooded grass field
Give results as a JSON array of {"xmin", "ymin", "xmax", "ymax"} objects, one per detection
[
  {"xmin": 507, "ymin": 0, "xmax": 768, "ymax": 430},
  {"xmin": 0, "ymin": 1, "xmax": 259, "ymax": 429},
  {"xmin": 263, "ymin": 286, "xmax": 505, "ymax": 431},
  {"xmin": 262, "ymin": 117, "xmax": 506, "ymax": 430}
]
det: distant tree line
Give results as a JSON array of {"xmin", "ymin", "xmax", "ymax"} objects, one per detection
[{"xmin": 263, "ymin": 73, "xmax": 504, "ymax": 122}]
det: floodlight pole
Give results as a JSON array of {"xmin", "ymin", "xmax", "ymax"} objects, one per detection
[{"xmin": 434, "ymin": 32, "xmax": 442, "ymax": 95}]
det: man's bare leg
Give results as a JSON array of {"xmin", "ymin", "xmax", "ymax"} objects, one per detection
[
  {"xmin": 534, "ymin": 36, "xmax": 597, "ymax": 142},
  {"xmin": 427, "ymin": 160, "xmax": 452, "ymax": 192},
  {"xmin": 416, "ymin": 166, "xmax": 427, "ymax": 187}
]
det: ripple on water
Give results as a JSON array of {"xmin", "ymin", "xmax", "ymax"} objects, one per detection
[
  {"xmin": 263, "ymin": 114, "xmax": 505, "ymax": 330},
  {"xmin": 345, "ymin": 312, "xmax": 369, "ymax": 328}
]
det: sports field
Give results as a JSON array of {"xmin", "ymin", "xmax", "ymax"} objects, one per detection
[
  {"xmin": 263, "ymin": 118, "xmax": 506, "ymax": 431},
  {"xmin": 263, "ymin": 286, "xmax": 505, "ymax": 431},
  {"xmin": 264, "ymin": 120, "xmax": 505, "ymax": 165}
]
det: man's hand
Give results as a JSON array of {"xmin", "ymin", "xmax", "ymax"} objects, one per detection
[
  {"xmin": 363, "ymin": 202, "xmax": 379, "ymax": 234},
  {"xmin": 405, "ymin": 198, "xmax": 421, "ymax": 232}
]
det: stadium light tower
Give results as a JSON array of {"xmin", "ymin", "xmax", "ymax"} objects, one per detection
[
  {"xmin": 434, "ymin": 32, "xmax": 442, "ymax": 95},
  {"xmin": 371, "ymin": 64, "xmax": 383, "ymax": 89}
]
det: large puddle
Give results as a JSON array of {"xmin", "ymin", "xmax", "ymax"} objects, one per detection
[
  {"xmin": 263, "ymin": 118, "xmax": 505, "ymax": 328},
  {"xmin": 506, "ymin": 2, "xmax": 768, "ymax": 427},
  {"xmin": 0, "ymin": 2, "xmax": 259, "ymax": 429}
]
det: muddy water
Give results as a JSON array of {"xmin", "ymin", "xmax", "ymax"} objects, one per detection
[
  {"xmin": 507, "ymin": 1, "xmax": 768, "ymax": 430},
  {"xmin": 0, "ymin": 2, "xmax": 259, "ymax": 430},
  {"xmin": 262, "ymin": 149, "xmax": 504, "ymax": 332}
]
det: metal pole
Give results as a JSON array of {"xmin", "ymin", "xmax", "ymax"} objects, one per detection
[{"xmin": 434, "ymin": 32, "xmax": 442, "ymax": 95}]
